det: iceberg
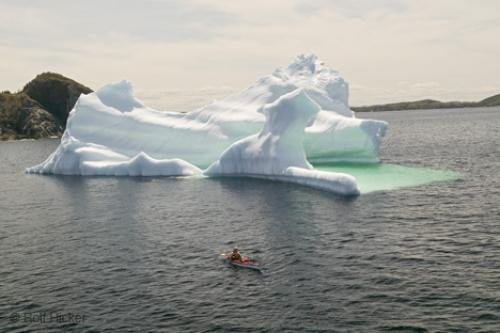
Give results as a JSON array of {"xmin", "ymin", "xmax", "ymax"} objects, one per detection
[
  {"xmin": 205, "ymin": 89, "xmax": 360, "ymax": 195},
  {"xmin": 27, "ymin": 54, "xmax": 388, "ymax": 195}
]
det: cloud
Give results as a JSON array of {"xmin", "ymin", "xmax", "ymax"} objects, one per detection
[
  {"xmin": 294, "ymin": 0, "xmax": 409, "ymax": 18},
  {"xmin": 0, "ymin": 0, "xmax": 233, "ymax": 48},
  {"xmin": 1, "ymin": 0, "xmax": 500, "ymax": 105}
]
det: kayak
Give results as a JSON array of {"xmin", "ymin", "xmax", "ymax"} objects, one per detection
[
  {"xmin": 221, "ymin": 253, "xmax": 262, "ymax": 272},
  {"xmin": 229, "ymin": 258, "xmax": 262, "ymax": 271}
]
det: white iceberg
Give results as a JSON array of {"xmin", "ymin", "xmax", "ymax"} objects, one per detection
[
  {"xmin": 27, "ymin": 54, "xmax": 387, "ymax": 195},
  {"xmin": 205, "ymin": 89, "xmax": 359, "ymax": 196}
]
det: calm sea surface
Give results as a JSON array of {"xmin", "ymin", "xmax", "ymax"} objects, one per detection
[{"xmin": 1, "ymin": 107, "xmax": 499, "ymax": 332}]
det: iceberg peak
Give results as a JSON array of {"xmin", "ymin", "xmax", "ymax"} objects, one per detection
[
  {"xmin": 95, "ymin": 80, "xmax": 144, "ymax": 112},
  {"xmin": 260, "ymin": 88, "xmax": 320, "ymax": 133},
  {"xmin": 286, "ymin": 54, "xmax": 324, "ymax": 75},
  {"xmin": 266, "ymin": 54, "xmax": 350, "ymax": 115},
  {"xmin": 273, "ymin": 54, "xmax": 337, "ymax": 78}
]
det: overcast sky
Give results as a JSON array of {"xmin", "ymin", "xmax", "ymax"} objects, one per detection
[{"xmin": 1, "ymin": 0, "xmax": 499, "ymax": 106}]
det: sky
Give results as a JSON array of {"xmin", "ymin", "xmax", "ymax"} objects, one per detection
[{"xmin": 1, "ymin": 0, "xmax": 500, "ymax": 107}]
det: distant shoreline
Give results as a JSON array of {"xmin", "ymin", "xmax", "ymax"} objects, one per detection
[
  {"xmin": 354, "ymin": 104, "xmax": 500, "ymax": 113},
  {"xmin": 352, "ymin": 94, "xmax": 500, "ymax": 112}
]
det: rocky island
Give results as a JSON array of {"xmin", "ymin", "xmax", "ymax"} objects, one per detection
[{"xmin": 0, "ymin": 73, "xmax": 92, "ymax": 140}]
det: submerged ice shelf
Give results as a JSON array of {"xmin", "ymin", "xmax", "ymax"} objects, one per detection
[
  {"xmin": 27, "ymin": 54, "xmax": 455, "ymax": 195},
  {"xmin": 315, "ymin": 163, "xmax": 459, "ymax": 193}
]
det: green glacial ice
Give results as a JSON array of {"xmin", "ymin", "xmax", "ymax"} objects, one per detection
[{"xmin": 314, "ymin": 163, "xmax": 460, "ymax": 194}]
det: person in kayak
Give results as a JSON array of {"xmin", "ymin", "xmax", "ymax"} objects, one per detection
[{"xmin": 229, "ymin": 248, "xmax": 242, "ymax": 262}]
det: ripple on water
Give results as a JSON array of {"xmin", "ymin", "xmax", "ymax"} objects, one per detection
[{"xmin": 380, "ymin": 324, "xmax": 428, "ymax": 333}]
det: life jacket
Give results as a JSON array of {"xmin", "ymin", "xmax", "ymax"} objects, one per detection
[{"xmin": 230, "ymin": 252, "xmax": 241, "ymax": 261}]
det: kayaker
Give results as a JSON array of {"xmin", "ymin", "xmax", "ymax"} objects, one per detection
[{"xmin": 229, "ymin": 248, "xmax": 242, "ymax": 261}]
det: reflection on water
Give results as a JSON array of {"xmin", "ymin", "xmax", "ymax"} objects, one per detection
[{"xmin": 314, "ymin": 163, "xmax": 460, "ymax": 193}]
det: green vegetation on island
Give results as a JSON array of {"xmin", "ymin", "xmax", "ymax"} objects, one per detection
[
  {"xmin": 352, "ymin": 94, "xmax": 500, "ymax": 112},
  {"xmin": 0, "ymin": 73, "xmax": 92, "ymax": 140}
]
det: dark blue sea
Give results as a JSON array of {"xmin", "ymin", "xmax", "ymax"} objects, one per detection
[{"xmin": 1, "ymin": 107, "xmax": 499, "ymax": 332}]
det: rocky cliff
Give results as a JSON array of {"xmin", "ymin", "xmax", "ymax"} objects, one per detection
[{"xmin": 0, "ymin": 73, "xmax": 92, "ymax": 140}]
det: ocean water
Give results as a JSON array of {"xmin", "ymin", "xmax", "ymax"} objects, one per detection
[{"xmin": 1, "ymin": 107, "xmax": 499, "ymax": 332}]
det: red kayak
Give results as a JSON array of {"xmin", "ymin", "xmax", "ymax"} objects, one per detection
[{"xmin": 221, "ymin": 253, "xmax": 262, "ymax": 272}]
